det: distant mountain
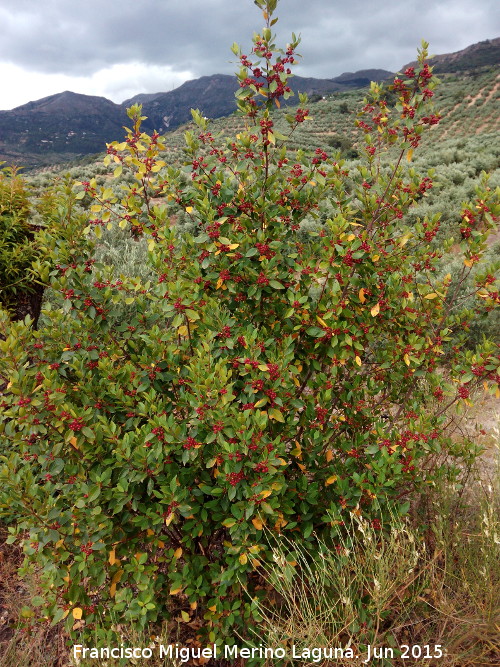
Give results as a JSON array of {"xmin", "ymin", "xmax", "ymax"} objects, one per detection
[
  {"xmin": 0, "ymin": 69, "xmax": 393, "ymax": 168},
  {"xmin": 402, "ymin": 37, "xmax": 500, "ymax": 73},
  {"xmin": 0, "ymin": 91, "xmax": 128, "ymax": 168},
  {"xmin": 0, "ymin": 36, "xmax": 497, "ymax": 169},
  {"xmin": 135, "ymin": 70, "xmax": 393, "ymax": 135}
]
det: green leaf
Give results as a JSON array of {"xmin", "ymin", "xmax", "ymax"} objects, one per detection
[{"xmin": 306, "ymin": 327, "xmax": 325, "ymax": 338}]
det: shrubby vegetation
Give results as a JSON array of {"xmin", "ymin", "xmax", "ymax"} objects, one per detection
[{"xmin": 0, "ymin": 0, "xmax": 499, "ymax": 662}]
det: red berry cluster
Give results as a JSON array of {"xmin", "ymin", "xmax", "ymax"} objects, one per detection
[
  {"xmin": 69, "ymin": 417, "xmax": 84, "ymax": 432},
  {"xmin": 184, "ymin": 437, "xmax": 201, "ymax": 450},
  {"xmin": 226, "ymin": 471, "xmax": 245, "ymax": 487},
  {"xmin": 80, "ymin": 541, "xmax": 93, "ymax": 556}
]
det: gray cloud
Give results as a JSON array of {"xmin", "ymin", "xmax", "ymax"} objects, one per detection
[{"xmin": 1, "ymin": 0, "xmax": 499, "ymax": 107}]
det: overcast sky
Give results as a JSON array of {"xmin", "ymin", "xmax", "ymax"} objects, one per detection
[{"xmin": 1, "ymin": 0, "xmax": 498, "ymax": 111}]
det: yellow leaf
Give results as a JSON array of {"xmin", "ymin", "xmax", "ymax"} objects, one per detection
[
  {"xmin": 147, "ymin": 239, "xmax": 155, "ymax": 252},
  {"xmin": 252, "ymin": 517, "xmax": 263, "ymax": 530},
  {"xmin": 239, "ymin": 553, "xmax": 248, "ymax": 565},
  {"xmin": 347, "ymin": 234, "xmax": 355, "ymax": 241},
  {"xmin": 355, "ymin": 356, "xmax": 362, "ymax": 366},
  {"xmin": 325, "ymin": 449, "xmax": 334, "ymax": 462},
  {"xmin": 177, "ymin": 325, "xmax": 188, "ymax": 336},
  {"xmin": 372, "ymin": 254, "xmax": 380, "ymax": 262},
  {"xmin": 165, "ymin": 513, "xmax": 175, "ymax": 526},
  {"xmin": 326, "ymin": 475, "xmax": 338, "ymax": 485},
  {"xmin": 316, "ymin": 316, "xmax": 328, "ymax": 327},
  {"xmin": 275, "ymin": 98, "xmax": 281, "ymax": 108},
  {"xmin": 72, "ymin": 607, "xmax": 83, "ymax": 620},
  {"xmin": 190, "ymin": 601, "xmax": 197, "ymax": 610},
  {"xmin": 169, "ymin": 586, "xmax": 182, "ymax": 595},
  {"xmin": 186, "ymin": 206, "xmax": 193, "ymax": 213},
  {"xmin": 181, "ymin": 610, "xmax": 190, "ymax": 622},
  {"xmin": 260, "ymin": 489, "xmax": 272, "ymax": 499},
  {"xmin": 406, "ymin": 149, "xmax": 413, "ymax": 162},
  {"xmin": 371, "ymin": 303, "xmax": 380, "ymax": 317},
  {"xmin": 464, "ymin": 258, "xmax": 474, "ymax": 268},
  {"xmin": 359, "ymin": 288, "xmax": 366, "ymax": 303},
  {"xmin": 157, "ymin": 541, "xmax": 165, "ymax": 548},
  {"xmin": 216, "ymin": 277, "xmax": 224, "ymax": 289},
  {"xmin": 228, "ymin": 243, "xmax": 239, "ymax": 250},
  {"xmin": 424, "ymin": 293, "xmax": 438, "ymax": 299},
  {"xmin": 444, "ymin": 273, "xmax": 451, "ymax": 282},
  {"xmin": 174, "ymin": 547, "xmax": 183, "ymax": 559},
  {"xmin": 208, "ymin": 605, "xmax": 217, "ymax": 612},
  {"xmin": 269, "ymin": 408, "xmax": 285, "ymax": 422},
  {"xmin": 404, "ymin": 354, "xmax": 411, "ymax": 366},
  {"xmin": 109, "ymin": 583, "xmax": 117, "ymax": 598},
  {"xmin": 109, "ymin": 550, "xmax": 117, "ymax": 566}
]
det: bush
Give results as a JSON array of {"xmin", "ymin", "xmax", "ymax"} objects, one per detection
[
  {"xmin": 0, "ymin": 166, "xmax": 45, "ymax": 326},
  {"xmin": 0, "ymin": 0, "xmax": 499, "ymax": 650}
]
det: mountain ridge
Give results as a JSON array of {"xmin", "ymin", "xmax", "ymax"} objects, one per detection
[{"xmin": 0, "ymin": 37, "xmax": 497, "ymax": 169}]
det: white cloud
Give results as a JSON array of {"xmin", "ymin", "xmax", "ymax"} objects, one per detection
[{"xmin": 0, "ymin": 61, "xmax": 195, "ymax": 110}]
